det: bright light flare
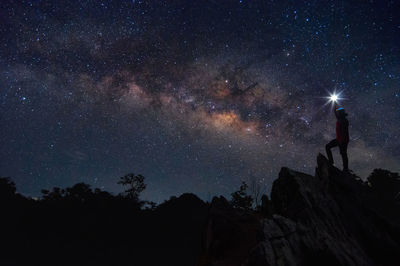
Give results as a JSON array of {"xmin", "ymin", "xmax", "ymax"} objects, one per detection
[
  {"xmin": 324, "ymin": 90, "xmax": 345, "ymax": 106},
  {"xmin": 330, "ymin": 94, "xmax": 338, "ymax": 103}
]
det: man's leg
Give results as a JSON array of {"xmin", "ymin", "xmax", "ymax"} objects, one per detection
[
  {"xmin": 326, "ymin": 139, "xmax": 338, "ymax": 165},
  {"xmin": 339, "ymin": 143, "xmax": 349, "ymax": 170}
]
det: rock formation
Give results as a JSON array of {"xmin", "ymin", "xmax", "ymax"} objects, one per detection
[{"xmin": 198, "ymin": 154, "xmax": 400, "ymax": 266}]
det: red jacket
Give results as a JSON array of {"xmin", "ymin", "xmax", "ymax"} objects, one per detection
[{"xmin": 336, "ymin": 119, "xmax": 349, "ymax": 144}]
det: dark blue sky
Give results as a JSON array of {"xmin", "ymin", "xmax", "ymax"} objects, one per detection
[{"xmin": 1, "ymin": 0, "xmax": 399, "ymax": 202}]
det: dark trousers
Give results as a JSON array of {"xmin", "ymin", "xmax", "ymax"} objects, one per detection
[{"xmin": 326, "ymin": 139, "xmax": 348, "ymax": 170}]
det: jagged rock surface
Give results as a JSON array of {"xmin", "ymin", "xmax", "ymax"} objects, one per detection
[{"xmin": 198, "ymin": 154, "xmax": 400, "ymax": 266}]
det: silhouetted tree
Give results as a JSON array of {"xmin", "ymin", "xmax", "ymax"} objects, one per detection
[
  {"xmin": 368, "ymin": 169, "xmax": 400, "ymax": 203},
  {"xmin": 65, "ymin": 183, "xmax": 93, "ymax": 202},
  {"xmin": 93, "ymin": 188, "xmax": 114, "ymax": 201},
  {"xmin": 0, "ymin": 177, "xmax": 16, "ymax": 200},
  {"xmin": 41, "ymin": 187, "xmax": 66, "ymax": 201},
  {"xmin": 41, "ymin": 183, "xmax": 115, "ymax": 203},
  {"xmin": 230, "ymin": 181, "xmax": 253, "ymax": 211},
  {"xmin": 143, "ymin": 200, "xmax": 157, "ymax": 210},
  {"xmin": 118, "ymin": 173, "xmax": 146, "ymax": 201}
]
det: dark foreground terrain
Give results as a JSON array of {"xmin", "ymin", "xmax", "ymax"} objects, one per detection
[
  {"xmin": 1, "ymin": 154, "xmax": 399, "ymax": 266},
  {"xmin": 0, "ymin": 183, "xmax": 208, "ymax": 266},
  {"xmin": 198, "ymin": 154, "xmax": 400, "ymax": 266}
]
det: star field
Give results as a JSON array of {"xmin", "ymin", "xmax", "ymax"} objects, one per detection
[{"xmin": 1, "ymin": 0, "xmax": 399, "ymax": 202}]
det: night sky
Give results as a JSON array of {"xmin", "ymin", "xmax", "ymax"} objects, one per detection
[{"xmin": 1, "ymin": 0, "xmax": 399, "ymax": 202}]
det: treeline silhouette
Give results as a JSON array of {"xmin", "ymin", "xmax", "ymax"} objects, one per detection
[
  {"xmin": 1, "ymin": 169, "xmax": 399, "ymax": 265},
  {"xmin": 0, "ymin": 173, "xmax": 208, "ymax": 266}
]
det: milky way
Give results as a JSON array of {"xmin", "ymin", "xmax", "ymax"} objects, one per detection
[{"xmin": 1, "ymin": 0, "xmax": 399, "ymax": 202}]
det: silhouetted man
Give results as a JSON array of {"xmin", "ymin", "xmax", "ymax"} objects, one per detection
[{"xmin": 326, "ymin": 104, "xmax": 349, "ymax": 171}]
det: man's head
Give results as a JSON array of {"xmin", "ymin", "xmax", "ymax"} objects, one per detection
[{"xmin": 336, "ymin": 107, "xmax": 348, "ymax": 118}]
